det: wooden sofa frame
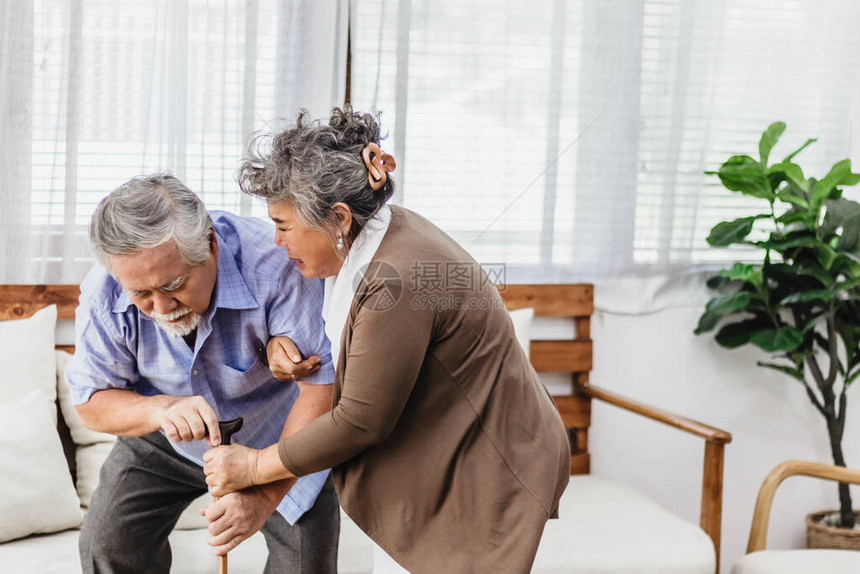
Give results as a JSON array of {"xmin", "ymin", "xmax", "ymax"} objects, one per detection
[{"xmin": 0, "ymin": 283, "xmax": 731, "ymax": 572}]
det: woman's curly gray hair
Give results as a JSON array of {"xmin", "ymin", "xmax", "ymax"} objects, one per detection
[{"xmin": 237, "ymin": 106, "xmax": 395, "ymax": 247}]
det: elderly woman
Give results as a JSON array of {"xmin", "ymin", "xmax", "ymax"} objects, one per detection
[{"xmin": 203, "ymin": 107, "xmax": 569, "ymax": 573}]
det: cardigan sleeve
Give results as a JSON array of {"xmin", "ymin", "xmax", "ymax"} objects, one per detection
[{"xmin": 278, "ymin": 279, "xmax": 436, "ymax": 476}]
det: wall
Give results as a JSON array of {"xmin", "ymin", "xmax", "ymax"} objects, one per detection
[{"xmin": 585, "ymin": 303, "xmax": 860, "ymax": 573}]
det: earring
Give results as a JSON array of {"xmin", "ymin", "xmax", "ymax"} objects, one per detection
[{"xmin": 336, "ymin": 234, "xmax": 344, "ymax": 251}]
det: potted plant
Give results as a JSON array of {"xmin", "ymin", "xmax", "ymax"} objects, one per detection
[{"xmin": 695, "ymin": 121, "xmax": 860, "ymax": 545}]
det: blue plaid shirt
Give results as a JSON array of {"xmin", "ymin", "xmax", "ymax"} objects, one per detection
[{"xmin": 65, "ymin": 210, "xmax": 335, "ymax": 524}]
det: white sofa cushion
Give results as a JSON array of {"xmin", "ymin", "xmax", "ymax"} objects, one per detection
[
  {"xmin": 0, "ymin": 391, "xmax": 83, "ymax": 543},
  {"xmin": 343, "ymin": 473, "xmax": 716, "ymax": 574},
  {"xmin": 340, "ymin": 509, "xmax": 375, "ymax": 573},
  {"xmin": 533, "ymin": 475, "xmax": 715, "ymax": 574},
  {"xmin": 509, "ymin": 307, "xmax": 535, "ymax": 360},
  {"xmin": 55, "ymin": 350, "xmax": 115, "ymax": 446},
  {"xmin": 72, "ymin": 442, "xmax": 113, "ymax": 509},
  {"xmin": 0, "ymin": 510, "xmax": 375, "ymax": 574},
  {"xmin": 0, "ymin": 528, "xmax": 268, "ymax": 574},
  {"xmin": 0, "ymin": 305, "xmax": 57, "ymax": 406},
  {"xmin": 731, "ymin": 549, "xmax": 860, "ymax": 573}
]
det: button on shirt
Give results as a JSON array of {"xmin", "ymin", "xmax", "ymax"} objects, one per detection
[{"xmin": 64, "ymin": 211, "xmax": 335, "ymax": 524}]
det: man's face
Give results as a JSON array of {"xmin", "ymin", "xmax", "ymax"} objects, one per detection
[{"xmin": 107, "ymin": 235, "xmax": 218, "ymax": 337}]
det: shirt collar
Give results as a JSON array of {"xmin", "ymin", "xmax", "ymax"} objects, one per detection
[
  {"xmin": 211, "ymin": 229, "xmax": 258, "ymax": 312},
  {"xmin": 112, "ymin": 283, "xmax": 134, "ymax": 314},
  {"xmin": 110, "ymin": 229, "xmax": 259, "ymax": 315}
]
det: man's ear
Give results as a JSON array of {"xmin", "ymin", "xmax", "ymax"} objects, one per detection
[
  {"xmin": 331, "ymin": 203, "xmax": 353, "ymax": 236},
  {"xmin": 209, "ymin": 229, "xmax": 218, "ymax": 254}
]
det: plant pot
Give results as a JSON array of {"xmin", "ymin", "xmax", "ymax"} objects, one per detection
[{"xmin": 806, "ymin": 510, "xmax": 860, "ymax": 550}]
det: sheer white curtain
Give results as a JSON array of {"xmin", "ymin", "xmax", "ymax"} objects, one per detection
[
  {"xmin": 349, "ymin": 0, "xmax": 860, "ymax": 311},
  {"xmin": 0, "ymin": 0, "xmax": 348, "ymax": 284},
  {"xmin": 1, "ymin": 0, "xmax": 35, "ymax": 283}
]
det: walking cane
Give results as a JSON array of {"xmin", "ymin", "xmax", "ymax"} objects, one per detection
[{"xmin": 216, "ymin": 417, "xmax": 244, "ymax": 574}]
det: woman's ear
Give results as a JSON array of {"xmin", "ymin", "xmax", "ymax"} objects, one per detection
[{"xmin": 331, "ymin": 203, "xmax": 353, "ymax": 236}]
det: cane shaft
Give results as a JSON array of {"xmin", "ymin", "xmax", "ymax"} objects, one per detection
[{"xmin": 214, "ymin": 417, "xmax": 242, "ymax": 574}]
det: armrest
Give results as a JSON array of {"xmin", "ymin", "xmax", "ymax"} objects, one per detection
[
  {"xmin": 579, "ymin": 382, "xmax": 732, "ymax": 444},
  {"xmin": 747, "ymin": 460, "xmax": 860, "ymax": 553},
  {"xmin": 579, "ymin": 381, "xmax": 732, "ymax": 574}
]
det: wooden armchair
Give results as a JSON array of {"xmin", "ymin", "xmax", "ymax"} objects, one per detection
[
  {"xmin": 499, "ymin": 284, "xmax": 731, "ymax": 574},
  {"xmin": 732, "ymin": 460, "xmax": 860, "ymax": 573}
]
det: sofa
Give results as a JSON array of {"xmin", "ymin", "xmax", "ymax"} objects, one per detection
[{"xmin": 0, "ymin": 285, "xmax": 722, "ymax": 573}]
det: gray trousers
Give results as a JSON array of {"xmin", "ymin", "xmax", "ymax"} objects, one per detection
[{"xmin": 79, "ymin": 432, "xmax": 339, "ymax": 574}]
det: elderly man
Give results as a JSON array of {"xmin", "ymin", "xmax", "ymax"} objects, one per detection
[{"xmin": 64, "ymin": 173, "xmax": 339, "ymax": 574}]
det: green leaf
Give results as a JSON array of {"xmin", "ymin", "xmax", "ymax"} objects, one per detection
[
  {"xmin": 775, "ymin": 180, "xmax": 810, "ymax": 207},
  {"xmin": 769, "ymin": 160, "xmax": 807, "ymax": 189},
  {"xmin": 779, "ymin": 290, "xmax": 835, "ymax": 306},
  {"xmin": 694, "ymin": 310, "xmax": 722, "ymax": 335},
  {"xmin": 782, "ymin": 137, "xmax": 817, "ymax": 163},
  {"xmin": 821, "ymin": 198, "xmax": 860, "ymax": 238},
  {"xmin": 759, "ymin": 122, "xmax": 786, "ymax": 167},
  {"xmin": 793, "ymin": 260, "xmax": 835, "ymax": 287},
  {"xmin": 813, "ymin": 159, "xmax": 852, "ymax": 206},
  {"xmin": 776, "ymin": 208, "xmax": 808, "ymax": 225},
  {"xmin": 718, "ymin": 262, "xmax": 762, "ymax": 286},
  {"xmin": 831, "ymin": 253, "xmax": 860, "ymax": 279},
  {"xmin": 837, "ymin": 214, "xmax": 860, "ymax": 254},
  {"xmin": 715, "ymin": 155, "xmax": 774, "ymax": 200},
  {"xmin": 814, "ymin": 243, "xmax": 838, "ymax": 270},
  {"xmin": 750, "ymin": 327, "xmax": 804, "ymax": 352},
  {"xmin": 757, "ymin": 236, "xmax": 839, "ymax": 269},
  {"xmin": 787, "ymin": 348, "xmax": 813, "ymax": 366},
  {"xmin": 835, "ymin": 277, "xmax": 860, "ymax": 292},
  {"xmin": 707, "ymin": 215, "xmax": 769, "ymax": 246},
  {"xmin": 706, "ymin": 275, "xmax": 730, "ymax": 289},
  {"xmin": 844, "ymin": 173, "xmax": 860, "ymax": 186},
  {"xmin": 836, "ymin": 320, "xmax": 860, "ymax": 382},
  {"xmin": 706, "ymin": 292, "xmax": 753, "ymax": 316},
  {"xmin": 757, "ymin": 361, "xmax": 806, "ymax": 382},
  {"xmin": 801, "ymin": 309, "xmax": 834, "ymax": 333},
  {"xmin": 757, "ymin": 235, "xmax": 820, "ymax": 252},
  {"xmin": 715, "ymin": 319, "xmax": 767, "ymax": 348}
]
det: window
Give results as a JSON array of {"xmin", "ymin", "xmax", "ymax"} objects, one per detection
[
  {"xmin": 3, "ymin": 0, "xmax": 345, "ymax": 282},
  {"xmin": 349, "ymin": 0, "xmax": 860, "ymax": 283},
  {"xmin": 4, "ymin": 0, "xmax": 859, "ymax": 290}
]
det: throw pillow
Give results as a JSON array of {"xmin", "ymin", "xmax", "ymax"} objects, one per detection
[
  {"xmin": 56, "ymin": 350, "xmax": 115, "ymax": 446},
  {"xmin": 0, "ymin": 305, "xmax": 57, "ymax": 407},
  {"xmin": 508, "ymin": 307, "xmax": 534, "ymax": 359},
  {"xmin": 0, "ymin": 390, "xmax": 83, "ymax": 542}
]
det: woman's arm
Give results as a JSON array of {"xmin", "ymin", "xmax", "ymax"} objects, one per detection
[
  {"xmin": 203, "ymin": 380, "xmax": 333, "ymax": 495},
  {"xmin": 277, "ymin": 281, "xmax": 436, "ymax": 476},
  {"xmin": 206, "ymin": 281, "xmax": 435, "ymax": 489}
]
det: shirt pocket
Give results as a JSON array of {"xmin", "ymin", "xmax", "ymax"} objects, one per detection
[{"xmin": 217, "ymin": 357, "xmax": 275, "ymax": 400}]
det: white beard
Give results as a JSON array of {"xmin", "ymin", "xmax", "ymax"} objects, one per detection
[{"xmin": 150, "ymin": 307, "xmax": 202, "ymax": 337}]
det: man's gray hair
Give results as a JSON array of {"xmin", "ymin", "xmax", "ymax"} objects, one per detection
[
  {"xmin": 237, "ymin": 106, "xmax": 395, "ymax": 248},
  {"xmin": 89, "ymin": 173, "xmax": 214, "ymax": 272}
]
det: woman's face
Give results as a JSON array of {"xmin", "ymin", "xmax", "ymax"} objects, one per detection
[{"xmin": 268, "ymin": 201, "xmax": 345, "ymax": 279}]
